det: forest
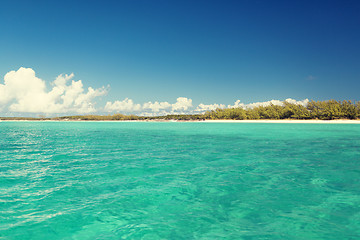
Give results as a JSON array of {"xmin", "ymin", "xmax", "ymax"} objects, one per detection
[
  {"xmin": 0, "ymin": 100, "xmax": 359, "ymax": 121},
  {"xmin": 203, "ymin": 100, "xmax": 360, "ymax": 120}
]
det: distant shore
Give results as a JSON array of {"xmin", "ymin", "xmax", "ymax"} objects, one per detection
[
  {"xmin": 203, "ymin": 119, "xmax": 360, "ymax": 124},
  {"xmin": 1, "ymin": 119, "xmax": 360, "ymax": 124}
]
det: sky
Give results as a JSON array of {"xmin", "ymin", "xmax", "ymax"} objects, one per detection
[{"xmin": 0, "ymin": 0, "xmax": 359, "ymax": 116}]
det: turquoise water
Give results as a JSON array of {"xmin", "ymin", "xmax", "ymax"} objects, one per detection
[{"xmin": 1, "ymin": 122, "xmax": 360, "ymax": 239}]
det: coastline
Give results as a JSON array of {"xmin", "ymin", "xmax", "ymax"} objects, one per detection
[
  {"xmin": 203, "ymin": 119, "xmax": 360, "ymax": 124},
  {"xmin": 1, "ymin": 119, "xmax": 360, "ymax": 123}
]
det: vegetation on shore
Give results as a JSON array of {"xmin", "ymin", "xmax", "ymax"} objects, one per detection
[
  {"xmin": 1, "ymin": 100, "xmax": 360, "ymax": 121},
  {"xmin": 204, "ymin": 100, "xmax": 360, "ymax": 120}
]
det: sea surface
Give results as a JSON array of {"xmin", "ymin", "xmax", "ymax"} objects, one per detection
[{"xmin": 1, "ymin": 122, "xmax": 360, "ymax": 239}]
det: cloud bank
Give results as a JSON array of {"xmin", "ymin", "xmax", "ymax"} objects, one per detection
[
  {"xmin": 0, "ymin": 67, "xmax": 106, "ymax": 114},
  {"xmin": 104, "ymin": 98, "xmax": 142, "ymax": 112},
  {"xmin": 105, "ymin": 98, "xmax": 309, "ymax": 115},
  {"xmin": 226, "ymin": 98, "xmax": 309, "ymax": 109},
  {"xmin": 1, "ymin": 67, "xmax": 309, "ymax": 116},
  {"xmin": 104, "ymin": 97, "xmax": 193, "ymax": 115},
  {"xmin": 195, "ymin": 103, "xmax": 226, "ymax": 112}
]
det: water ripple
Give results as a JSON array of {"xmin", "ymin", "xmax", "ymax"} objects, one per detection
[{"xmin": 1, "ymin": 122, "xmax": 360, "ymax": 239}]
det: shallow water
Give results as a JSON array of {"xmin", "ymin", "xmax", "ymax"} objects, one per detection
[{"xmin": 1, "ymin": 122, "xmax": 360, "ymax": 239}]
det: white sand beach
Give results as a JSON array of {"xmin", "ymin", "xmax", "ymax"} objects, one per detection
[
  {"xmin": 1, "ymin": 119, "xmax": 360, "ymax": 123},
  {"xmin": 203, "ymin": 119, "xmax": 360, "ymax": 124}
]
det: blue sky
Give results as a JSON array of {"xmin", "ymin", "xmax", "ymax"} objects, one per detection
[{"xmin": 0, "ymin": 0, "xmax": 359, "ymax": 115}]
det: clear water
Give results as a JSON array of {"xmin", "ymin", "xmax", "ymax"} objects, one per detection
[{"xmin": 1, "ymin": 122, "xmax": 360, "ymax": 239}]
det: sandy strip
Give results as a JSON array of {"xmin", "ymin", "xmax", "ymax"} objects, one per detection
[
  {"xmin": 1, "ymin": 119, "xmax": 360, "ymax": 124},
  {"xmin": 203, "ymin": 119, "xmax": 360, "ymax": 124}
]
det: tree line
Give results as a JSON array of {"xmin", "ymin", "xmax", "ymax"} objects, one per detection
[{"xmin": 203, "ymin": 100, "xmax": 360, "ymax": 120}]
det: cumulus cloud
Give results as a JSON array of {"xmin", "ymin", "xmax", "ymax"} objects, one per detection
[
  {"xmin": 104, "ymin": 97, "xmax": 309, "ymax": 115},
  {"xmin": 227, "ymin": 100, "xmax": 244, "ymax": 108},
  {"xmin": 0, "ymin": 67, "xmax": 106, "ymax": 114},
  {"xmin": 141, "ymin": 97, "xmax": 193, "ymax": 113},
  {"xmin": 195, "ymin": 103, "xmax": 226, "ymax": 112},
  {"xmin": 224, "ymin": 98, "xmax": 309, "ymax": 110},
  {"xmin": 172, "ymin": 97, "xmax": 192, "ymax": 111},
  {"xmin": 105, "ymin": 97, "xmax": 193, "ymax": 114},
  {"xmin": 192, "ymin": 98, "xmax": 309, "ymax": 113},
  {"xmin": 104, "ymin": 98, "xmax": 141, "ymax": 112},
  {"xmin": 143, "ymin": 101, "xmax": 172, "ymax": 112},
  {"xmin": 244, "ymin": 99, "xmax": 285, "ymax": 108},
  {"xmin": 1, "ymin": 68, "xmax": 309, "ymax": 117},
  {"xmin": 284, "ymin": 98, "xmax": 309, "ymax": 106}
]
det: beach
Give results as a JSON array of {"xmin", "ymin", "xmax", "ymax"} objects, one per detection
[
  {"xmin": 203, "ymin": 119, "xmax": 360, "ymax": 124},
  {"xmin": 2, "ymin": 119, "xmax": 360, "ymax": 123}
]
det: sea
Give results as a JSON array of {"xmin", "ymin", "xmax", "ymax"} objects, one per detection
[{"xmin": 1, "ymin": 122, "xmax": 360, "ymax": 239}]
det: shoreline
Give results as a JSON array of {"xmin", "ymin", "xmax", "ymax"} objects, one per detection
[
  {"xmin": 1, "ymin": 119, "xmax": 360, "ymax": 124},
  {"xmin": 203, "ymin": 119, "xmax": 360, "ymax": 124}
]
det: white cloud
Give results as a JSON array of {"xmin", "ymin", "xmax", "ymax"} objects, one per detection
[
  {"xmin": 194, "ymin": 98, "xmax": 310, "ymax": 113},
  {"xmin": 1, "ymin": 68, "xmax": 310, "ymax": 117},
  {"xmin": 104, "ymin": 97, "xmax": 309, "ymax": 116},
  {"xmin": 171, "ymin": 97, "xmax": 192, "ymax": 111},
  {"xmin": 244, "ymin": 98, "xmax": 309, "ymax": 109},
  {"xmin": 195, "ymin": 103, "xmax": 226, "ymax": 112},
  {"xmin": 244, "ymin": 99, "xmax": 284, "ymax": 108},
  {"xmin": 140, "ymin": 97, "xmax": 192, "ymax": 114},
  {"xmin": 284, "ymin": 98, "xmax": 309, "ymax": 107},
  {"xmin": 0, "ymin": 67, "xmax": 106, "ymax": 114},
  {"xmin": 225, "ymin": 98, "xmax": 309, "ymax": 110},
  {"xmin": 227, "ymin": 100, "xmax": 245, "ymax": 108},
  {"xmin": 143, "ymin": 101, "xmax": 171, "ymax": 112},
  {"xmin": 104, "ymin": 98, "xmax": 141, "ymax": 112},
  {"xmin": 104, "ymin": 97, "xmax": 309, "ymax": 115},
  {"xmin": 105, "ymin": 97, "xmax": 193, "ymax": 114}
]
